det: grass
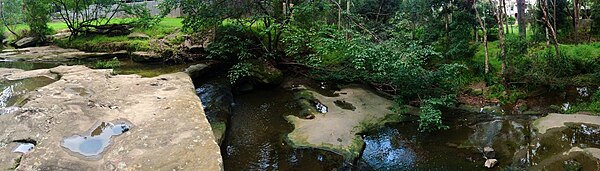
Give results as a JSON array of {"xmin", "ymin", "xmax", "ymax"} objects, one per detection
[
  {"xmin": 94, "ymin": 58, "xmax": 121, "ymax": 69},
  {"xmin": 50, "ymin": 18, "xmax": 183, "ymax": 52}
]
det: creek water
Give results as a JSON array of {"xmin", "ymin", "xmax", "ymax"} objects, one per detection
[
  {"xmin": 3, "ymin": 59, "xmax": 600, "ymax": 170},
  {"xmin": 195, "ymin": 80, "xmax": 345, "ymax": 170}
]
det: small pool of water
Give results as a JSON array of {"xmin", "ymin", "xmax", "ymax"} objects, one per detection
[{"xmin": 61, "ymin": 121, "xmax": 131, "ymax": 159}]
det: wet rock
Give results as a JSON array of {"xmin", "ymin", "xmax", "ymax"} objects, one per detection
[
  {"xmin": 534, "ymin": 113, "xmax": 600, "ymax": 134},
  {"xmin": 237, "ymin": 83, "xmax": 254, "ymax": 92},
  {"xmin": 0, "ymin": 66, "xmax": 222, "ymax": 170},
  {"xmin": 286, "ymin": 86, "xmax": 400, "ymax": 160},
  {"xmin": 483, "ymin": 147, "xmax": 495, "ymax": 159},
  {"xmin": 484, "ymin": 159, "xmax": 498, "ymax": 168},
  {"xmin": 127, "ymin": 32, "xmax": 150, "ymax": 40},
  {"xmin": 184, "ymin": 63, "xmax": 208, "ymax": 79},
  {"xmin": 1, "ymin": 39, "xmax": 9, "ymax": 45},
  {"xmin": 195, "ymin": 79, "xmax": 232, "ymax": 145},
  {"xmin": 249, "ymin": 62, "xmax": 283, "ymax": 86},
  {"xmin": 131, "ymin": 51, "xmax": 162, "ymax": 63},
  {"xmin": 13, "ymin": 37, "xmax": 39, "ymax": 48}
]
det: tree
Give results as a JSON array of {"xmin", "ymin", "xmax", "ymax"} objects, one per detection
[
  {"xmin": 0, "ymin": 0, "xmax": 24, "ymax": 37},
  {"xmin": 51, "ymin": 0, "xmax": 125, "ymax": 38},
  {"xmin": 474, "ymin": 0, "xmax": 490, "ymax": 74},
  {"xmin": 517, "ymin": 0, "xmax": 527, "ymax": 39},
  {"xmin": 539, "ymin": 0, "xmax": 561, "ymax": 57},
  {"xmin": 490, "ymin": 0, "xmax": 507, "ymax": 82},
  {"xmin": 592, "ymin": 0, "xmax": 600, "ymax": 36},
  {"xmin": 168, "ymin": 0, "xmax": 320, "ymax": 56},
  {"xmin": 23, "ymin": 0, "xmax": 51, "ymax": 39}
]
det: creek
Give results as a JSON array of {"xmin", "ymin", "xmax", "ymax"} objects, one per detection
[{"xmin": 2, "ymin": 59, "xmax": 599, "ymax": 170}]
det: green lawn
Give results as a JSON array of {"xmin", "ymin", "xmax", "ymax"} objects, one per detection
[
  {"xmin": 3, "ymin": 18, "xmax": 183, "ymax": 41},
  {"xmin": 50, "ymin": 18, "xmax": 183, "ymax": 52}
]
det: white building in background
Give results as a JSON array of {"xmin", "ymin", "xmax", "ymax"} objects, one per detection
[{"xmin": 502, "ymin": 0, "xmax": 537, "ymax": 18}]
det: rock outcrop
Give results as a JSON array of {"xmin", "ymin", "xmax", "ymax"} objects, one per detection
[
  {"xmin": 534, "ymin": 113, "xmax": 600, "ymax": 134},
  {"xmin": 0, "ymin": 66, "xmax": 222, "ymax": 170},
  {"xmin": 285, "ymin": 86, "xmax": 401, "ymax": 160},
  {"xmin": 0, "ymin": 46, "xmax": 127, "ymax": 62}
]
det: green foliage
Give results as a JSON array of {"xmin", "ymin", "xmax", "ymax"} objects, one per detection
[
  {"xmin": 532, "ymin": 0, "xmax": 572, "ymax": 41},
  {"xmin": 23, "ymin": 0, "xmax": 51, "ymax": 38},
  {"xmin": 122, "ymin": 3, "xmax": 164, "ymax": 28},
  {"xmin": 418, "ymin": 95, "xmax": 455, "ymax": 132},
  {"xmin": 593, "ymin": 1, "xmax": 600, "ymax": 36},
  {"xmin": 227, "ymin": 63, "xmax": 252, "ymax": 84},
  {"xmin": 207, "ymin": 25, "xmax": 259, "ymax": 61},
  {"xmin": 511, "ymin": 46, "xmax": 600, "ymax": 87},
  {"xmin": 0, "ymin": 0, "xmax": 24, "ymax": 37},
  {"xmin": 55, "ymin": 35, "xmax": 150, "ymax": 52},
  {"xmin": 94, "ymin": 58, "xmax": 121, "ymax": 69},
  {"xmin": 418, "ymin": 105, "xmax": 445, "ymax": 132}
]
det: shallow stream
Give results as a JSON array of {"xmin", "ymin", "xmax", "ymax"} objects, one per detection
[{"xmin": 2, "ymin": 59, "xmax": 600, "ymax": 170}]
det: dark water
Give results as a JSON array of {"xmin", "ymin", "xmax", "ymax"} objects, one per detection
[
  {"xmin": 359, "ymin": 112, "xmax": 600, "ymax": 170},
  {"xmin": 61, "ymin": 121, "xmax": 131, "ymax": 159},
  {"xmin": 220, "ymin": 88, "xmax": 344, "ymax": 170}
]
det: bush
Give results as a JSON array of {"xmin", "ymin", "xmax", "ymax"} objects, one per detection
[
  {"xmin": 418, "ymin": 105, "xmax": 445, "ymax": 132},
  {"xmin": 23, "ymin": 0, "xmax": 51, "ymax": 38},
  {"xmin": 94, "ymin": 58, "xmax": 121, "ymax": 69},
  {"xmin": 417, "ymin": 95, "xmax": 454, "ymax": 132}
]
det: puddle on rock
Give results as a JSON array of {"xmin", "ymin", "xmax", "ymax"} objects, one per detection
[
  {"xmin": 62, "ymin": 121, "xmax": 131, "ymax": 159},
  {"xmin": 334, "ymin": 100, "xmax": 356, "ymax": 111},
  {"xmin": 13, "ymin": 143, "xmax": 35, "ymax": 153},
  {"xmin": 312, "ymin": 100, "xmax": 328, "ymax": 113}
]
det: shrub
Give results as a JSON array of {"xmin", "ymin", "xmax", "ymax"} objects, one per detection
[
  {"xmin": 23, "ymin": 0, "xmax": 51, "ymax": 38},
  {"xmin": 94, "ymin": 58, "xmax": 121, "ymax": 69},
  {"xmin": 418, "ymin": 95, "xmax": 454, "ymax": 132}
]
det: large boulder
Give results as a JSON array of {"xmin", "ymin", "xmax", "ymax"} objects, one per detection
[
  {"xmin": 184, "ymin": 63, "xmax": 209, "ymax": 79},
  {"xmin": 13, "ymin": 37, "xmax": 39, "ymax": 48},
  {"xmin": 131, "ymin": 51, "xmax": 162, "ymax": 63},
  {"xmin": 248, "ymin": 62, "xmax": 283, "ymax": 86},
  {"xmin": 0, "ymin": 66, "xmax": 223, "ymax": 170}
]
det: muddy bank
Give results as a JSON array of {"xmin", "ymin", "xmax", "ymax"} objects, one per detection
[{"xmin": 0, "ymin": 66, "xmax": 222, "ymax": 170}]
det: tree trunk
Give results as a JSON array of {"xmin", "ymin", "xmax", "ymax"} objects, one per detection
[
  {"xmin": 491, "ymin": 0, "xmax": 507, "ymax": 81},
  {"xmin": 540, "ymin": 0, "xmax": 561, "ymax": 57},
  {"xmin": 502, "ymin": 0, "xmax": 510, "ymax": 33},
  {"xmin": 338, "ymin": 0, "xmax": 342, "ymax": 30},
  {"xmin": 573, "ymin": 0, "xmax": 579, "ymax": 43},
  {"xmin": 474, "ymin": 0, "xmax": 490, "ymax": 74},
  {"xmin": 517, "ymin": 0, "xmax": 527, "ymax": 39}
]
